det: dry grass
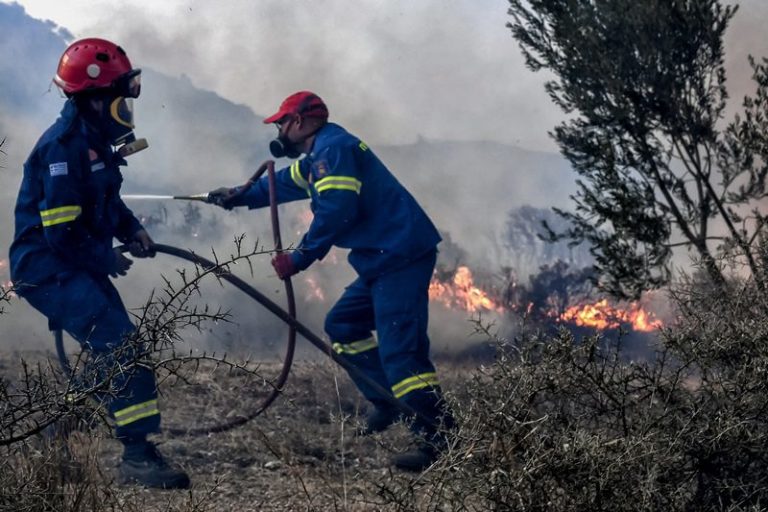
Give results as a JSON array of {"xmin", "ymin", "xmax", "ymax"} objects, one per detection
[{"xmin": 0, "ymin": 355, "xmax": 467, "ymax": 512}]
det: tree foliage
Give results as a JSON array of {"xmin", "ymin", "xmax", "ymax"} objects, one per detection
[{"xmin": 507, "ymin": 0, "xmax": 768, "ymax": 298}]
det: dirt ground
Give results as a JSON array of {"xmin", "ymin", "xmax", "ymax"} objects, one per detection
[{"xmin": 2, "ymin": 350, "xmax": 479, "ymax": 511}]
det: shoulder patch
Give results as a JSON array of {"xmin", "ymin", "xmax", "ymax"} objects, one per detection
[
  {"xmin": 312, "ymin": 160, "xmax": 329, "ymax": 179},
  {"xmin": 88, "ymin": 149, "xmax": 98, "ymax": 161},
  {"xmin": 49, "ymin": 162, "xmax": 68, "ymax": 177}
]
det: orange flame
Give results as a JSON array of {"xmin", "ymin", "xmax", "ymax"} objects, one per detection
[
  {"xmin": 560, "ymin": 299, "xmax": 662, "ymax": 332},
  {"xmin": 303, "ymin": 274, "xmax": 326, "ymax": 302},
  {"xmin": 296, "ymin": 210, "xmax": 314, "ymax": 237},
  {"xmin": 429, "ymin": 266, "xmax": 503, "ymax": 313},
  {"xmin": 0, "ymin": 259, "xmax": 16, "ymax": 298}
]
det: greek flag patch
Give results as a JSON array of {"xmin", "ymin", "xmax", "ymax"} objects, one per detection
[{"xmin": 49, "ymin": 162, "xmax": 68, "ymax": 177}]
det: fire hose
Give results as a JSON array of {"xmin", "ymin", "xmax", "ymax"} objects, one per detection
[{"xmin": 54, "ymin": 160, "xmax": 427, "ymax": 436}]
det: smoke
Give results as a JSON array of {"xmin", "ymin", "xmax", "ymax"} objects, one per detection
[
  {"xmin": 11, "ymin": 0, "xmax": 564, "ymax": 151},
  {"xmin": 724, "ymin": 0, "xmax": 768, "ymax": 113},
  {"xmin": 10, "ymin": 1, "xmax": 766, "ymax": 356}
]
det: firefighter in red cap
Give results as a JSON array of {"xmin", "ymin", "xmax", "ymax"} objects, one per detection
[
  {"xmin": 209, "ymin": 91, "xmax": 455, "ymax": 471},
  {"xmin": 9, "ymin": 38, "xmax": 189, "ymax": 489}
]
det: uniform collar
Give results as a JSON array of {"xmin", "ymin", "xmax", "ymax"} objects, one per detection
[
  {"xmin": 307, "ymin": 122, "xmax": 345, "ymax": 158},
  {"xmin": 57, "ymin": 99, "xmax": 82, "ymax": 141},
  {"xmin": 59, "ymin": 99, "xmax": 124, "ymax": 164}
]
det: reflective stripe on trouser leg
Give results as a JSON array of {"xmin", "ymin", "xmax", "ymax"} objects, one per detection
[
  {"xmin": 114, "ymin": 399, "xmax": 160, "ymax": 426},
  {"xmin": 332, "ymin": 336, "xmax": 378, "ymax": 355},
  {"xmin": 371, "ymin": 250, "xmax": 453, "ymax": 435},
  {"xmin": 325, "ymin": 279, "xmax": 392, "ymax": 405},
  {"xmin": 391, "ymin": 372, "xmax": 440, "ymax": 399},
  {"xmin": 20, "ymin": 272, "xmax": 162, "ymax": 438},
  {"xmin": 109, "ymin": 365, "xmax": 161, "ymax": 438}
]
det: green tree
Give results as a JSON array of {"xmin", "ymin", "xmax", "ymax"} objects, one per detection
[{"xmin": 507, "ymin": 0, "xmax": 768, "ymax": 299}]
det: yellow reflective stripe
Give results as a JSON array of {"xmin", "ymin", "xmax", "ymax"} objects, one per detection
[
  {"xmin": 40, "ymin": 205, "xmax": 82, "ymax": 227},
  {"xmin": 332, "ymin": 337, "xmax": 378, "ymax": 355},
  {"xmin": 40, "ymin": 205, "xmax": 82, "ymax": 217},
  {"xmin": 290, "ymin": 161, "xmax": 309, "ymax": 190},
  {"xmin": 114, "ymin": 399, "xmax": 159, "ymax": 426},
  {"xmin": 315, "ymin": 176, "xmax": 362, "ymax": 194},
  {"xmin": 115, "ymin": 408, "xmax": 160, "ymax": 426},
  {"xmin": 359, "ymin": 141, "xmax": 369, "ymax": 151},
  {"xmin": 392, "ymin": 372, "xmax": 440, "ymax": 399},
  {"xmin": 114, "ymin": 399, "xmax": 158, "ymax": 418}
]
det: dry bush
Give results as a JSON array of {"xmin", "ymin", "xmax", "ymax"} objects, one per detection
[
  {"xmin": 0, "ymin": 433, "xmax": 220, "ymax": 512},
  {"xmin": 371, "ymin": 274, "xmax": 768, "ymax": 511},
  {"xmin": 0, "ymin": 434, "xmax": 112, "ymax": 512},
  {"xmin": 0, "ymin": 242, "xmax": 266, "ymax": 511}
]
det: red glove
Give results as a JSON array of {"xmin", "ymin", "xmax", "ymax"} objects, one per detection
[{"xmin": 271, "ymin": 253, "xmax": 297, "ymax": 280}]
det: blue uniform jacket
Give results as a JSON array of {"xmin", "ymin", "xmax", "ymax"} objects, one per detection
[
  {"xmin": 233, "ymin": 123, "xmax": 441, "ymax": 279},
  {"xmin": 9, "ymin": 100, "xmax": 143, "ymax": 287}
]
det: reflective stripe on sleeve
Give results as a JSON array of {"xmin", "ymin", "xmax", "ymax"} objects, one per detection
[
  {"xmin": 114, "ymin": 399, "xmax": 160, "ymax": 426},
  {"xmin": 290, "ymin": 161, "xmax": 310, "ymax": 190},
  {"xmin": 40, "ymin": 205, "xmax": 82, "ymax": 227},
  {"xmin": 332, "ymin": 336, "xmax": 378, "ymax": 355},
  {"xmin": 315, "ymin": 176, "xmax": 362, "ymax": 194},
  {"xmin": 391, "ymin": 372, "xmax": 440, "ymax": 399}
]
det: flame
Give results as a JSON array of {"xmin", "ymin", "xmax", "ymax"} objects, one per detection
[
  {"xmin": 0, "ymin": 259, "xmax": 15, "ymax": 298},
  {"xmin": 560, "ymin": 299, "xmax": 662, "ymax": 332},
  {"xmin": 429, "ymin": 266, "xmax": 503, "ymax": 313},
  {"xmin": 303, "ymin": 274, "xmax": 326, "ymax": 302},
  {"xmin": 297, "ymin": 210, "xmax": 314, "ymax": 236}
]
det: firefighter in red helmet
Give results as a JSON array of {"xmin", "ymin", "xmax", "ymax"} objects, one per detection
[{"xmin": 9, "ymin": 38, "xmax": 189, "ymax": 489}]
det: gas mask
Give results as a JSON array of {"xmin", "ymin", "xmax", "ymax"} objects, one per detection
[
  {"xmin": 103, "ymin": 96, "xmax": 148, "ymax": 157},
  {"xmin": 269, "ymin": 135, "xmax": 302, "ymax": 159}
]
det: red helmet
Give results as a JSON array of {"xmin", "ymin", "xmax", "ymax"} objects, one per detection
[{"xmin": 54, "ymin": 38, "xmax": 140, "ymax": 97}]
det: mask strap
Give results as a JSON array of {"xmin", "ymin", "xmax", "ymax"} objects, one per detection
[{"xmin": 109, "ymin": 98, "xmax": 134, "ymax": 128}]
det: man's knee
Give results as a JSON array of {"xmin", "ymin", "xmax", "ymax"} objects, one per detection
[{"xmin": 324, "ymin": 309, "xmax": 363, "ymax": 340}]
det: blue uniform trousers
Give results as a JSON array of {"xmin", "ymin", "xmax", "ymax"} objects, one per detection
[
  {"xmin": 20, "ymin": 272, "xmax": 160, "ymax": 439},
  {"xmin": 324, "ymin": 249, "xmax": 452, "ymax": 437}
]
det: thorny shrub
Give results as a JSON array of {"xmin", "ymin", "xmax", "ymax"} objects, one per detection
[
  {"xmin": 374, "ymin": 275, "xmax": 768, "ymax": 511},
  {"xmin": 0, "ymin": 240, "xmax": 264, "ymax": 511}
]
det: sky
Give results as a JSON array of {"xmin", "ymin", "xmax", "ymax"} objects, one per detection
[{"xmin": 9, "ymin": 0, "xmax": 566, "ymax": 151}]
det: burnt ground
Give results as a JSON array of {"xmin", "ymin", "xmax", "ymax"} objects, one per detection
[{"xmin": 1, "ymin": 350, "xmax": 481, "ymax": 511}]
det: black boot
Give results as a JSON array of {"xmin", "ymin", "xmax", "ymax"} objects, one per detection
[
  {"xmin": 358, "ymin": 405, "xmax": 400, "ymax": 436},
  {"xmin": 118, "ymin": 439, "xmax": 190, "ymax": 489},
  {"xmin": 392, "ymin": 442, "xmax": 440, "ymax": 472},
  {"xmin": 393, "ymin": 393, "xmax": 455, "ymax": 471}
]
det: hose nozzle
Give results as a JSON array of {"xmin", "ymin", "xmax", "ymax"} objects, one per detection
[{"xmin": 172, "ymin": 193, "xmax": 210, "ymax": 202}]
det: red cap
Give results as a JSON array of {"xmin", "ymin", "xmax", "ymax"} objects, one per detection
[{"xmin": 263, "ymin": 91, "xmax": 329, "ymax": 124}]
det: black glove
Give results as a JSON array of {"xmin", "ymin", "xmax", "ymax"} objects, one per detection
[
  {"xmin": 128, "ymin": 229, "xmax": 156, "ymax": 258},
  {"xmin": 110, "ymin": 248, "xmax": 133, "ymax": 278},
  {"xmin": 207, "ymin": 186, "xmax": 242, "ymax": 209}
]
